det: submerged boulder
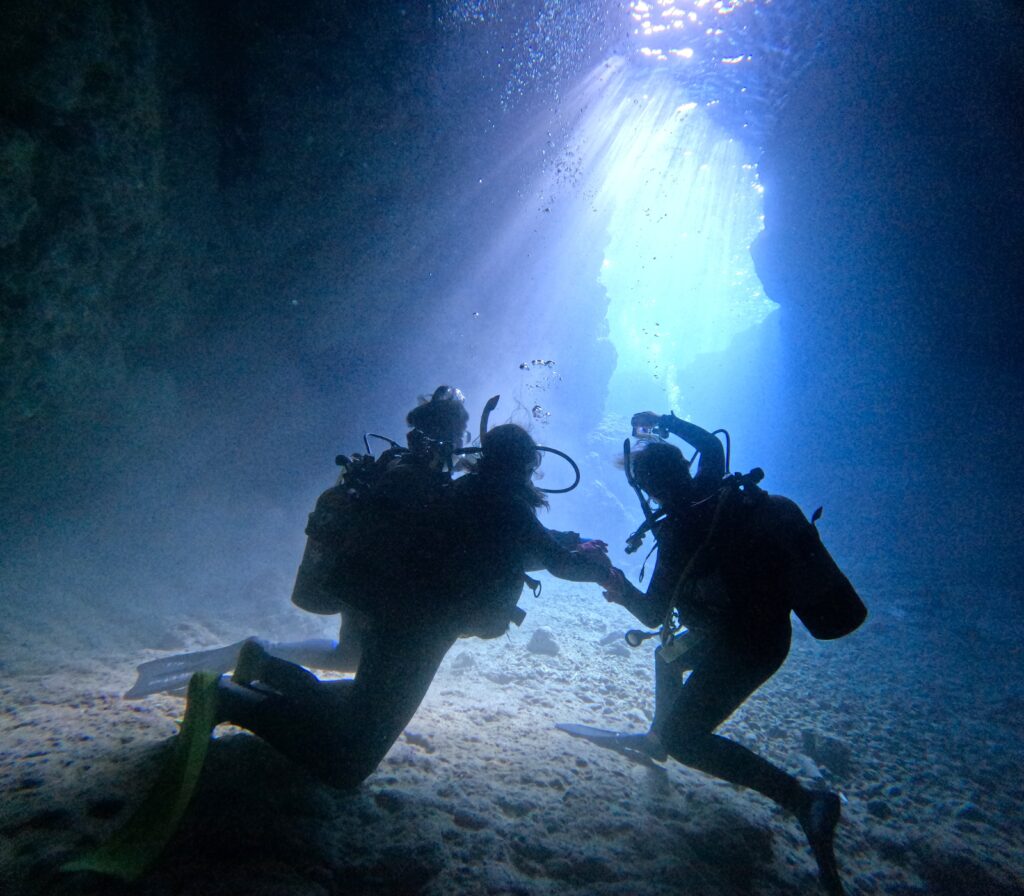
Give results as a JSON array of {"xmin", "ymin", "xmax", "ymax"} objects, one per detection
[{"xmin": 526, "ymin": 628, "xmax": 559, "ymax": 656}]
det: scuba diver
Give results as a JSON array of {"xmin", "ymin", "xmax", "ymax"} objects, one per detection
[
  {"xmin": 125, "ymin": 386, "xmax": 474, "ymax": 697},
  {"xmin": 205, "ymin": 422, "xmax": 615, "ymax": 790},
  {"xmin": 559, "ymin": 411, "xmax": 865, "ymax": 896},
  {"xmin": 70, "ymin": 396, "xmax": 617, "ymax": 882},
  {"xmin": 290, "ymin": 384, "xmax": 475, "ymax": 670}
]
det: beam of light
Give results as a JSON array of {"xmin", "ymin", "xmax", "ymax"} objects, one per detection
[
  {"xmin": 565, "ymin": 60, "xmax": 776, "ymax": 414},
  {"xmin": 405, "ymin": 54, "xmax": 777, "ymax": 450}
]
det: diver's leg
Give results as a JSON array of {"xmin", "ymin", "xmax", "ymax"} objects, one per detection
[
  {"xmin": 263, "ymin": 638, "xmax": 341, "ymax": 669},
  {"xmin": 661, "ymin": 622, "xmax": 803, "ymax": 810},
  {"xmin": 650, "ymin": 645, "xmax": 685, "ymax": 738},
  {"xmin": 128, "ymin": 633, "xmax": 348, "ymax": 699},
  {"xmin": 214, "ymin": 678, "xmax": 331, "ymax": 778},
  {"xmin": 799, "ymin": 791, "xmax": 845, "ymax": 895},
  {"xmin": 661, "ymin": 621, "xmax": 844, "ymax": 894},
  {"xmin": 216, "ymin": 625, "xmax": 454, "ymax": 790},
  {"xmin": 318, "ymin": 624, "xmax": 454, "ymax": 788},
  {"xmin": 127, "ymin": 609, "xmax": 367, "ymax": 698},
  {"xmin": 263, "ymin": 606, "xmax": 372, "ymax": 672},
  {"xmin": 334, "ymin": 606, "xmax": 371, "ymax": 669}
]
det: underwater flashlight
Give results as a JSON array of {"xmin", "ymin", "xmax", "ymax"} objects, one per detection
[{"xmin": 625, "ymin": 629, "xmax": 659, "ymax": 648}]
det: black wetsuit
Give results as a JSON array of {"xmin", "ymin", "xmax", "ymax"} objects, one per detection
[
  {"xmin": 615, "ymin": 420, "xmax": 805, "ymax": 815},
  {"xmin": 440, "ymin": 471, "xmax": 603, "ymax": 637},
  {"xmin": 220, "ymin": 467, "xmax": 605, "ymax": 790}
]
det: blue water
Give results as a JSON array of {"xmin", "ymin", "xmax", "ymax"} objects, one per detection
[{"xmin": 1, "ymin": 2, "xmax": 1022, "ymax": 893}]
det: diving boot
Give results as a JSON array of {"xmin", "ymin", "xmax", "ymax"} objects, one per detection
[{"xmin": 233, "ymin": 638, "xmax": 321, "ymax": 699}]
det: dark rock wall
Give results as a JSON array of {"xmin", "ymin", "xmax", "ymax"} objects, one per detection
[
  {"xmin": 3, "ymin": 3, "xmax": 188, "ymax": 476},
  {"xmin": 754, "ymin": 2, "xmax": 1024, "ymax": 588},
  {"xmin": 0, "ymin": 1, "xmax": 616, "ymax": 610}
]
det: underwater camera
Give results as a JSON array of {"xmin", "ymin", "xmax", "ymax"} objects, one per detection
[{"xmin": 632, "ymin": 420, "xmax": 668, "ymax": 442}]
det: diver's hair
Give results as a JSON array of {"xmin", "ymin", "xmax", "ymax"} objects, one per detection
[
  {"xmin": 630, "ymin": 441, "xmax": 691, "ymax": 500},
  {"xmin": 477, "ymin": 423, "xmax": 548, "ymax": 509},
  {"xmin": 406, "ymin": 395, "xmax": 469, "ymax": 445}
]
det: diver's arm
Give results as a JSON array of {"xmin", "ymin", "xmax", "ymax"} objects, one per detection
[
  {"xmin": 523, "ymin": 517, "xmax": 611, "ymax": 584},
  {"xmin": 604, "ymin": 565, "xmax": 673, "ymax": 628},
  {"xmin": 524, "ymin": 526, "xmax": 577, "ymax": 572},
  {"xmin": 524, "ymin": 528, "xmax": 610, "ymax": 573},
  {"xmin": 544, "ymin": 528, "xmax": 582, "ymax": 551},
  {"xmin": 606, "ymin": 578, "xmax": 662, "ymax": 627},
  {"xmin": 602, "ymin": 512, "xmax": 682, "ymax": 627},
  {"xmin": 657, "ymin": 413, "xmax": 726, "ymax": 482}
]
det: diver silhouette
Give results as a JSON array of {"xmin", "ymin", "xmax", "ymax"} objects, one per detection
[
  {"xmin": 212, "ymin": 422, "xmax": 614, "ymax": 789},
  {"xmin": 563, "ymin": 411, "xmax": 864, "ymax": 896},
  {"xmin": 126, "ymin": 386, "xmax": 474, "ymax": 697}
]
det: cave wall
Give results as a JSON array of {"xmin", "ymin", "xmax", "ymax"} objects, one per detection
[
  {"xmin": 753, "ymin": 1, "xmax": 1024, "ymax": 590},
  {"xmin": 2, "ymin": 1, "xmax": 466, "ymax": 507},
  {"xmin": 0, "ymin": 1, "xmax": 617, "ymax": 610},
  {"xmin": 3, "ymin": 0, "xmax": 1020, "ymax": 611}
]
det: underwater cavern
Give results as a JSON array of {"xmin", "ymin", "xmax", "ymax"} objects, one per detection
[{"xmin": 1, "ymin": 1, "xmax": 1023, "ymax": 894}]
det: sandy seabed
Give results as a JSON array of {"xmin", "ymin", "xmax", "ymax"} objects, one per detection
[{"xmin": 2, "ymin": 578, "xmax": 1022, "ymax": 896}]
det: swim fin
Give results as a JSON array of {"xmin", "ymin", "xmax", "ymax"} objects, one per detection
[
  {"xmin": 125, "ymin": 640, "xmax": 250, "ymax": 698},
  {"xmin": 555, "ymin": 723, "xmax": 668, "ymax": 764},
  {"xmin": 125, "ymin": 637, "xmax": 346, "ymax": 698},
  {"xmin": 61, "ymin": 671, "xmax": 221, "ymax": 881}
]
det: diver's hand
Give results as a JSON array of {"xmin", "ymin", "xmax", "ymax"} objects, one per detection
[
  {"xmin": 578, "ymin": 538, "xmax": 609, "ymax": 555},
  {"xmin": 601, "ymin": 568, "xmax": 626, "ymax": 601},
  {"xmin": 576, "ymin": 543, "xmax": 612, "ymax": 579}
]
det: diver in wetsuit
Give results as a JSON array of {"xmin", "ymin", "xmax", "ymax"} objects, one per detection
[
  {"xmin": 124, "ymin": 386, "xmax": 474, "ymax": 697},
  {"xmin": 599, "ymin": 412, "xmax": 847, "ymax": 895},
  {"xmin": 212, "ymin": 423, "xmax": 614, "ymax": 789},
  {"xmin": 321, "ymin": 384, "xmax": 474, "ymax": 670}
]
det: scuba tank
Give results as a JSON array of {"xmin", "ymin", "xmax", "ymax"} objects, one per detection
[
  {"xmin": 293, "ymin": 390, "xmax": 470, "ymax": 618},
  {"xmin": 765, "ymin": 497, "xmax": 867, "ymax": 639},
  {"xmin": 291, "ymin": 451, "xmax": 385, "ymax": 616},
  {"xmin": 293, "ymin": 397, "xmax": 588, "ymax": 629}
]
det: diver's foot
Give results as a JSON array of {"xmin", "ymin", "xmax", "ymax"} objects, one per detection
[
  {"xmin": 590, "ymin": 731, "xmax": 668, "ymax": 761},
  {"xmin": 632, "ymin": 731, "xmax": 668, "ymax": 762},
  {"xmin": 233, "ymin": 639, "xmax": 321, "ymax": 698},
  {"xmin": 214, "ymin": 676, "xmax": 269, "ymax": 726},
  {"xmin": 798, "ymin": 790, "xmax": 845, "ymax": 895},
  {"xmin": 232, "ymin": 638, "xmax": 271, "ymax": 686}
]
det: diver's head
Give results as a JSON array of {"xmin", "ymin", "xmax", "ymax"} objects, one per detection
[
  {"xmin": 429, "ymin": 384, "xmax": 465, "ymax": 405},
  {"xmin": 478, "ymin": 423, "xmax": 547, "ymax": 507},
  {"xmin": 480, "ymin": 424, "xmax": 541, "ymax": 478},
  {"xmin": 406, "ymin": 385, "xmax": 470, "ymax": 448},
  {"xmin": 630, "ymin": 441, "xmax": 693, "ymax": 507}
]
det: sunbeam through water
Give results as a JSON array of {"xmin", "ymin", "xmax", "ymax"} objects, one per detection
[{"xmin": 574, "ymin": 62, "xmax": 777, "ymax": 413}]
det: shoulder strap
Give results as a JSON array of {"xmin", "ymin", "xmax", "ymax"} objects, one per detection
[{"xmin": 662, "ymin": 487, "xmax": 733, "ymax": 637}]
